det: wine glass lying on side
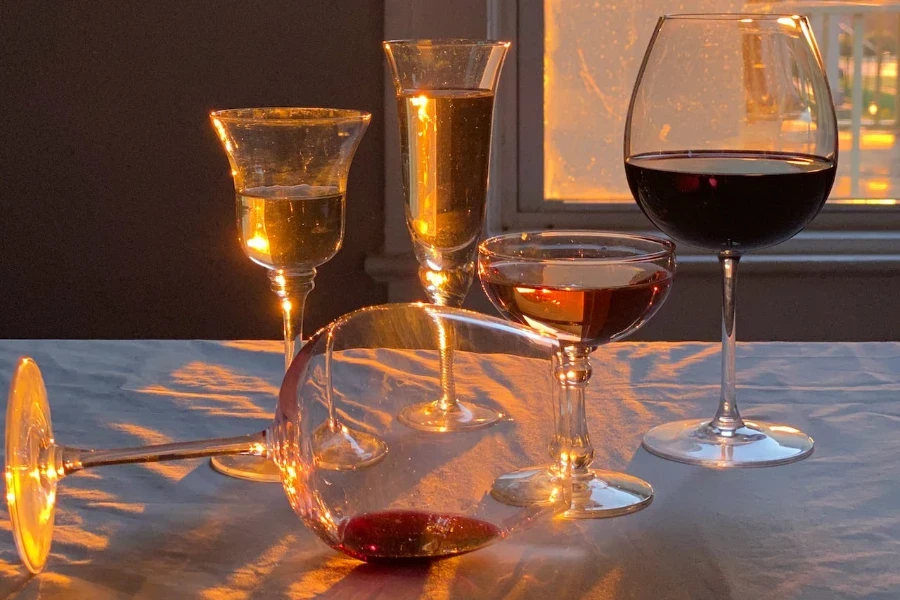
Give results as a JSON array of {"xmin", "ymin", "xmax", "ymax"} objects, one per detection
[{"xmin": 6, "ymin": 303, "xmax": 565, "ymax": 574}]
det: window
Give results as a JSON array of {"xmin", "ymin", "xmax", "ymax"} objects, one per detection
[{"xmin": 490, "ymin": 0, "xmax": 900, "ymax": 250}]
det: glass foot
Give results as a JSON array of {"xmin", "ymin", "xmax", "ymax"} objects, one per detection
[
  {"xmin": 642, "ymin": 418, "xmax": 814, "ymax": 467},
  {"xmin": 312, "ymin": 422, "xmax": 388, "ymax": 471},
  {"xmin": 210, "ymin": 455, "xmax": 281, "ymax": 482},
  {"xmin": 397, "ymin": 400, "xmax": 503, "ymax": 433},
  {"xmin": 491, "ymin": 465, "xmax": 653, "ymax": 519},
  {"xmin": 6, "ymin": 358, "xmax": 58, "ymax": 574}
]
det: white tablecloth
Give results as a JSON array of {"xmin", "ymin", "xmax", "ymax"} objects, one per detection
[{"xmin": 0, "ymin": 340, "xmax": 898, "ymax": 599}]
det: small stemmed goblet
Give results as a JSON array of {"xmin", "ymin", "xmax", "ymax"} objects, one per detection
[
  {"xmin": 624, "ymin": 15, "xmax": 837, "ymax": 466},
  {"xmin": 478, "ymin": 231, "xmax": 675, "ymax": 518},
  {"xmin": 5, "ymin": 303, "xmax": 565, "ymax": 574},
  {"xmin": 210, "ymin": 107, "xmax": 386, "ymax": 478},
  {"xmin": 383, "ymin": 39, "xmax": 510, "ymax": 432}
]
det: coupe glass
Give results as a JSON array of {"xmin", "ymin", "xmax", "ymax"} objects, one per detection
[
  {"xmin": 383, "ymin": 39, "xmax": 510, "ymax": 432},
  {"xmin": 478, "ymin": 231, "xmax": 675, "ymax": 518},
  {"xmin": 624, "ymin": 15, "xmax": 837, "ymax": 467},
  {"xmin": 210, "ymin": 107, "xmax": 386, "ymax": 480},
  {"xmin": 5, "ymin": 303, "xmax": 565, "ymax": 574}
]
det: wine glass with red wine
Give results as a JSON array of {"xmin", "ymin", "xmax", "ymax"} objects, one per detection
[
  {"xmin": 478, "ymin": 231, "xmax": 675, "ymax": 518},
  {"xmin": 6, "ymin": 303, "xmax": 564, "ymax": 573},
  {"xmin": 624, "ymin": 14, "xmax": 837, "ymax": 467}
]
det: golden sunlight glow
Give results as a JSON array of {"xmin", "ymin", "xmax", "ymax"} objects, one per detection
[
  {"xmin": 776, "ymin": 17, "xmax": 798, "ymax": 28},
  {"xmin": 768, "ymin": 425, "xmax": 801, "ymax": 434},
  {"xmin": 250, "ymin": 442, "xmax": 267, "ymax": 456},
  {"xmin": 838, "ymin": 131, "xmax": 895, "ymax": 150},
  {"xmin": 245, "ymin": 233, "xmax": 269, "ymax": 253},
  {"xmin": 210, "ymin": 118, "xmax": 233, "ymax": 154},
  {"xmin": 410, "ymin": 94, "xmax": 429, "ymax": 112},
  {"xmin": 740, "ymin": 18, "xmax": 754, "ymax": 23},
  {"xmin": 869, "ymin": 103, "xmax": 879, "ymax": 116},
  {"xmin": 834, "ymin": 198, "xmax": 899, "ymax": 206},
  {"xmin": 5, "ymin": 470, "xmax": 14, "ymax": 504},
  {"xmin": 39, "ymin": 490, "xmax": 56, "ymax": 524},
  {"xmin": 408, "ymin": 94, "xmax": 439, "ymax": 242},
  {"xmin": 867, "ymin": 179, "xmax": 890, "ymax": 193},
  {"xmin": 424, "ymin": 270, "xmax": 448, "ymax": 288},
  {"xmin": 548, "ymin": 485, "xmax": 561, "ymax": 503}
]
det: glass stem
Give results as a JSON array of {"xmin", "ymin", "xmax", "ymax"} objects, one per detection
[
  {"xmin": 554, "ymin": 345, "xmax": 595, "ymax": 481},
  {"xmin": 712, "ymin": 254, "xmax": 744, "ymax": 432},
  {"xmin": 49, "ymin": 431, "xmax": 269, "ymax": 477},
  {"xmin": 547, "ymin": 350, "xmax": 566, "ymax": 475},
  {"xmin": 434, "ymin": 309, "xmax": 458, "ymax": 412},
  {"xmin": 419, "ymin": 263, "xmax": 471, "ymax": 412},
  {"xmin": 270, "ymin": 268, "xmax": 316, "ymax": 372}
]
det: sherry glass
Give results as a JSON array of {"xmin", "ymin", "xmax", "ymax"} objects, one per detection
[
  {"xmin": 5, "ymin": 303, "xmax": 564, "ymax": 574},
  {"xmin": 210, "ymin": 107, "xmax": 386, "ymax": 480},
  {"xmin": 478, "ymin": 231, "xmax": 675, "ymax": 518},
  {"xmin": 624, "ymin": 14, "xmax": 837, "ymax": 467},
  {"xmin": 383, "ymin": 39, "xmax": 510, "ymax": 432}
]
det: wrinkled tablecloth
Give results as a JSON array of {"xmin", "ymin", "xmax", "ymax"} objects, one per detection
[{"xmin": 0, "ymin": 340, "xmax": 898, "ymax": 599}]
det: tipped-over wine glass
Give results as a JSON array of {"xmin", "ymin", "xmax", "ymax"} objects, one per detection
[
  {"xmin": 478, "ymin": 231, "xmax": 675, "ymax": 518},
  {"xmin": 5, "ymin": 302, "xmax": 565, "ymax": 574},
  {"xmin": 383, "ymin": 39, "xmax": 510, "ymax": 432},
  {"xmin": 210, "ymin": 107, "xmax": 386, "ymax": 479},
  {"xmin": 624, "ymin": 14, "xmax": 837, "ymax": 467}
]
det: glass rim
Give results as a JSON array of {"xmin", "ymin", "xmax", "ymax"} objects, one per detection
[
  {"xmin": 209, "ymin": 107, "xmax": 372, "ymax": 126},
  {"xmin": 298, "ymin": 301, "xmax": 559, "ymax": 357},
  {"xmin": 383, "ymin": 39, "xmax": 511, "ymax": 49},
  {"xmin": 661, "ymin": 13, "xmax": 807, "ymax": 21},
  {"xmin": 478, "ymin": 230, "xmax": 676, "ymax": 264}
]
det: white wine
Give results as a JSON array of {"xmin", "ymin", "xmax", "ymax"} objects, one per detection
[
  {"xmin": 237, "ymin": 185, "xmax": 344, "ymax": 270},
  {"xmin": 398, "ymin": 89, "xmax": 495, "ymax": 253}
]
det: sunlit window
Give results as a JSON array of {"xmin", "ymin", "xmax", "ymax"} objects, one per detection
[{"xmin": 543, "ymin": 0, "xmax": 900, "ymax": 204}]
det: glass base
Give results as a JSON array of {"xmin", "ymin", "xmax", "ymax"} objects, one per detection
[
  {"xmin": 491, "ymin": 466, "xmax": 653, "ymax": 519},
  {"xmin": 209, "ymin": 455, "xmax": 281, "ymax": 482},
  {"xmin": 312, "ymin": 422, "xmax": 388, "ymax": 471},
  {"xmin": 6, "ymin": 358, "xmax": 57, "ymax": 574},
  {"xmin": 398, "ymin": 400, "xmax": 503, "ymax": 433},
  {"xmin": 642, "ymin": 418, "xmax": 814, "ymax": 467}
]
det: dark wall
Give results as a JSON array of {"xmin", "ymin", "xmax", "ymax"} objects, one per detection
[{"xmin": 0, "ymin": 1, "xmax": 386, "ymax": 339}]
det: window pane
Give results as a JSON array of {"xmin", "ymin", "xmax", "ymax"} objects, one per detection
[{"xmin": 543, "ymin": 0, "xmax": 900, "ymax": 204}]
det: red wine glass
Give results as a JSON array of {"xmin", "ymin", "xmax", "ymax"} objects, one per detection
[
  {"xmin": 5, "ymin": 303, "xmax": 564, "ymax": 574},
  {"xmin": 478, "ymin": 231, "xmax": 675, "ymax": 518},
  {"xmin": 624, "ymin": 14, "xmax": 838, "ymax": 466}
]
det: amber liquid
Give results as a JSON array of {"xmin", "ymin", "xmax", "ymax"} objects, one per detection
[
  {"xmin": 237, "ymin": 185, "xmax": 344, "ymax": 270},
  {"xmin": 397, "ymin": 89, "xmax": 495, "ymax": 253},
  {"xmin": 481, "ymin": 263, "xmax": 673, "ymax": 346},
  {"xmin": 336, "ymin": 510, "xmax": 503, "ymax": 562}
]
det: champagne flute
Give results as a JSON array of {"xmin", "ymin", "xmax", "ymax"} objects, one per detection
[
  {"xmin": 5, "ymin": 303, "xmax": 564, "ymax": 574},
  {"xmin": 210, "ymin": 107, "xmax": 386, "ymax": 479},
  {"xmin": 383, "ymin": 39, "xmax": 510, "ymax": 432},
  {"xmin": 478, "ymin": 231, "xmax": 675, "ymax": 518},
  {"xmin": 624, "ymin": 15, "xmax": 837, "ymax": 466}
]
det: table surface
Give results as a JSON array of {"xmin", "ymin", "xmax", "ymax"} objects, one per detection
[{"xmin": 0, "ymin": 339, "xmax": 898, "ymax": 600}]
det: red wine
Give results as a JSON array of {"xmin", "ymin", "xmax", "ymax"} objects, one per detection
[
  {"xmin": 480, "ymin": 263, "xmax": 672, "ymax": 346},
  {"xmin": 624, "ymin": 151, "xmax": 835, "ymax": 253},
  {"xmin": 336, "ymin": 510, "xmax": 503, "ymax": 562}
]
